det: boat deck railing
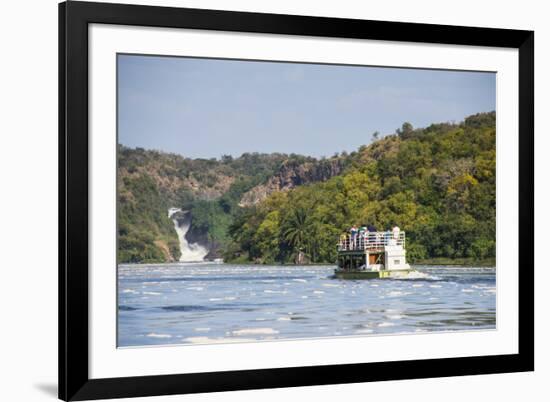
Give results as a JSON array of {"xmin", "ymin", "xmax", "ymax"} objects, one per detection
[{"xmin": 338, "ymin": 231, "xmax": 406, "ymax": 252}]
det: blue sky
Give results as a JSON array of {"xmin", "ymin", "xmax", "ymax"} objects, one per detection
[{"xmin": 118, "ymin": 54, "xmax": 495, "ymax": 159}]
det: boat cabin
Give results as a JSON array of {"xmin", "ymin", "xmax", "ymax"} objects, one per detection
[{"xmin": 335, "ymin": 230, "xmax": 411, "ymax": 279}]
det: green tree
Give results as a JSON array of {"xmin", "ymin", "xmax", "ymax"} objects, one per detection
[{"xmin": 282, "ymin": 208, "xmax": 311, "ymax": 256}]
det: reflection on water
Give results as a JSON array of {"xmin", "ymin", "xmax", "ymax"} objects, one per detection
[{"xmin": 118, "ymin": 263, "xmax": 496, "ymax": 347}]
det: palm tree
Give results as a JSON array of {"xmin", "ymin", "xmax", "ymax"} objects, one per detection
[{"xmin": 282, "ymin": 208, "xmax": 310, "ymax": 255}]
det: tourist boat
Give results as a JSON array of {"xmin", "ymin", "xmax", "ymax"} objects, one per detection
[{"xmin": 334, "ymin": 230, "xmax": 414, "ymax": 279}]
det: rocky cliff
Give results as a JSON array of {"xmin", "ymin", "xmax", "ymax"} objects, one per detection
[{"xmin": 239, "ymin": 157, "xmax": 347, "ymax": 206}]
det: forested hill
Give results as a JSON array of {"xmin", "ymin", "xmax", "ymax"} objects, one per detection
[
  {"xmin": 118, "ymin": 111, "xmax": 495, "ymax": 265},
  {"xmin": 224, "ymin": 112, "xmax": 496, "ymax": 264},
  {"xmin": 117, "ymin": 146, "xmax": 349, "ymax": 262}
]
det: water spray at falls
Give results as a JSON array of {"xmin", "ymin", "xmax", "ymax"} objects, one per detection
[{"xmin": 168, "ymin": 208, "xmax": 208, "ymax": 262}]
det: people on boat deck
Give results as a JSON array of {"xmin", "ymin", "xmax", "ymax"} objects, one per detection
[{"xmin": 342, "ymin": 225, "xmax": 401, "ymax": 249}]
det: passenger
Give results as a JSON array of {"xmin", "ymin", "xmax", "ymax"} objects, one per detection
[
  {"xmin": 366, "ymin": 224, "xmax": 377, "ymax": 245},
  {"xmin": 384, "ymin": 229, "xmax": 392, "ymax": 246},
  {"xmin": 339, "ymin": 234, "xmax": 346, "ymax": 250},
  {"xmin": 359, "ymin": 226, "xmax": 366, "ymax": 248},
  {"xmin": 392, "ymin": 225, "xmax": 401, "ymax": 245},
  {"xmin": 350, "ymin": 226, "xmax": 358, "ymax": 249}
]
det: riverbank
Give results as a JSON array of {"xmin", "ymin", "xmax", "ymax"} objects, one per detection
[
  {"xmin": 222, "ymin": 255, "xmax": 496, "ymax": 267},
  {"xmin": 119, "ymin": 257, "xmax": 495, "ymax": 267},
  {"xmin": 414, "ymin": 257, "xmax": 495, "ymax": 267}
]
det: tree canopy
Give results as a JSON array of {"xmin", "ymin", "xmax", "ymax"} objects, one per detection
[{"xmin": 223, "ymin": 112, "xmax": 496, "ymax": 264}]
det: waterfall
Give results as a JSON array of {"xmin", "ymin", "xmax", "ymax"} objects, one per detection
[{"xmin": 168, "ymin": 208, "xmax": 208, "ymax": 262}]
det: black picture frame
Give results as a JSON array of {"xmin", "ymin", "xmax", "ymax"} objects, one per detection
[{"xmin": 59, "ymin": 1, "xmax": 534, "ymax": 400}]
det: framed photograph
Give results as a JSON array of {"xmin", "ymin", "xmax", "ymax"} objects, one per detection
[{"xmin": 59, "ymin": 1, "xmax": 534, "ymax": 400}]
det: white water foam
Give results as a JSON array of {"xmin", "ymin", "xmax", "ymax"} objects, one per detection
[
  {"xmin": 395, "ymin": 271, "xmax": 438, "ymax": 280},
  {"xmin": 169, "ymin": 208, "xmax": 208, "ymax": 262},
  {"xmin": 185, "ymin": 337, "xmax": 257, "ymax": 344},
  {"xmin": 387, "ymin": 291, "xmax": 410, "ymax": 297},
  {"xmin": 122, "ymin": 289, "xmax": 138, "ymax": 294},
  {"xmin": 146, "ymin": 333, "xmax": 172, "ymax": 339},
  {"xmin": 231, "ymin": 328, "xmax": 279, "ymax": 336}
]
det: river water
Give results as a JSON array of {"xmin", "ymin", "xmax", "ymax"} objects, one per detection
[{"xmin": 118, "ymin": 263, "xmax": 496, "ymax": 347}]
